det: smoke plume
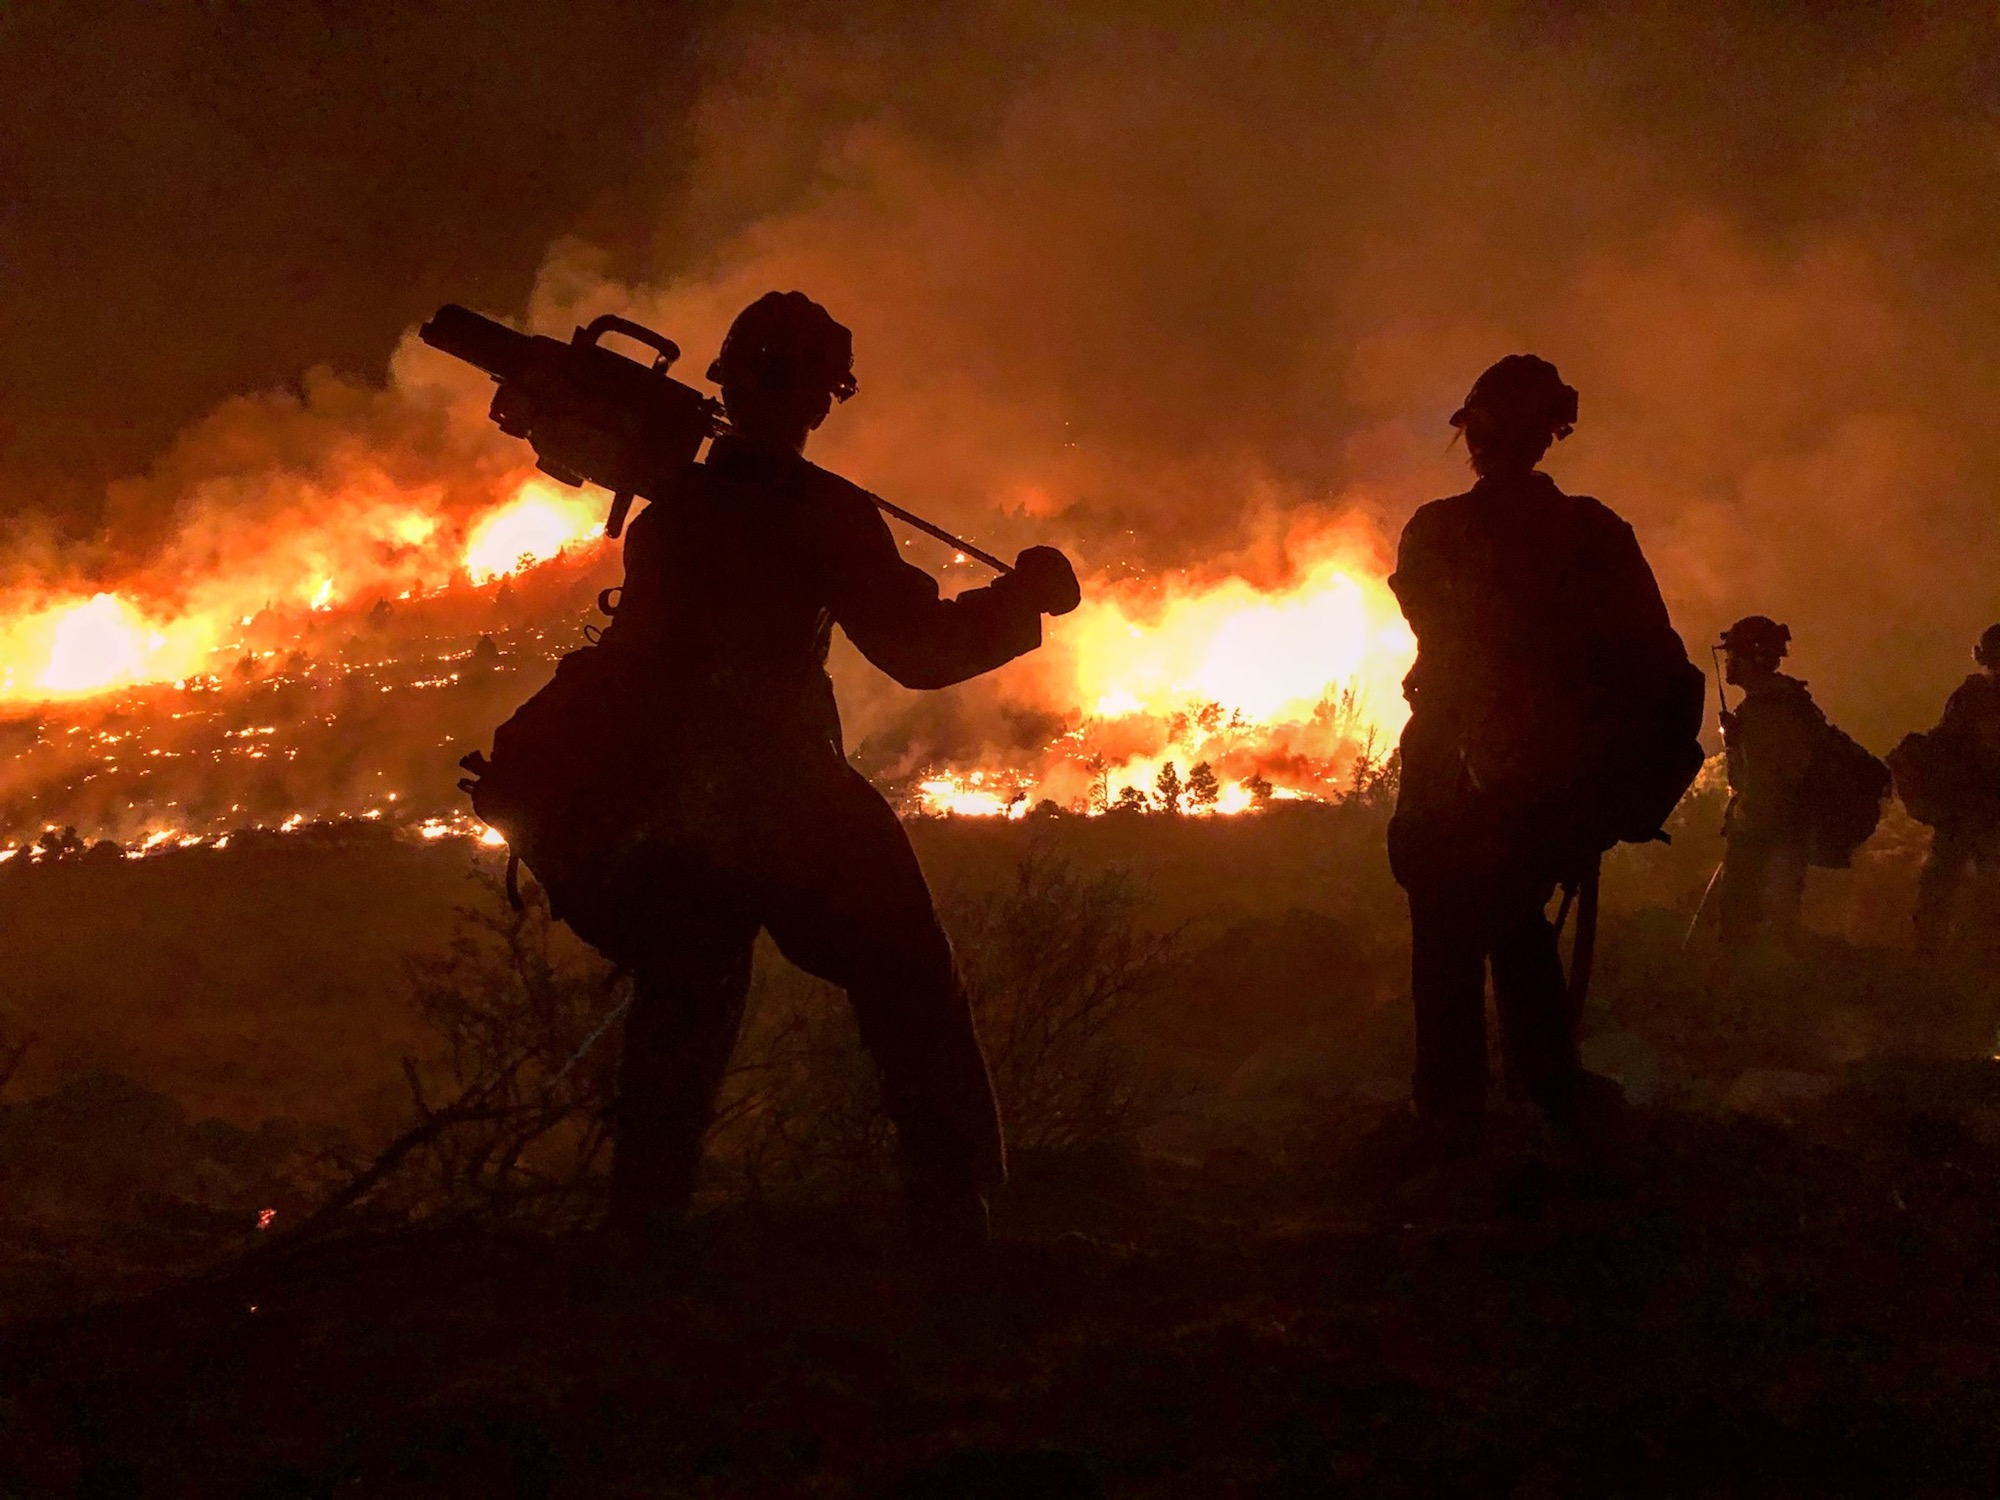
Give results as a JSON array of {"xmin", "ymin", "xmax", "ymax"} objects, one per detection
[{"xmin": 11, "ymin": 1, "xmax": 2000, "ymax": 811}]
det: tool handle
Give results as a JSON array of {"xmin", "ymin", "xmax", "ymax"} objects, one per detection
[
  {"xmin": 862, "ymin": 489, "xmax": 1013, "ymax": 574},
  {"xmin": 574, "ymin": 314, "xmax": 681, "ymax": 371}
]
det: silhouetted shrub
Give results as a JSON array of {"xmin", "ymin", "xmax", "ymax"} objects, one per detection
[
  {"xmin": 296, "ymin": 874, "xmax": 624, "ymax": 1235},
  {"xmin": 705, "ymin": 852, "xmax": 1181, "ymax": 1198},
  {"xmin": 304, "ymin": 850, "xmax": 1179, "ymax": 1229}
]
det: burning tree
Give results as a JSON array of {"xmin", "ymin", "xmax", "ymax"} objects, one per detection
[{"xmin": 1186, "ymin": 760, "xmax": 1221, "ymax": 811}]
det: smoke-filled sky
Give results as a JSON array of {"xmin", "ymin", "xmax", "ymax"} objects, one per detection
[{"xmin": 7, "ymin": 0, "xmax": 2000, "ymax": 743}]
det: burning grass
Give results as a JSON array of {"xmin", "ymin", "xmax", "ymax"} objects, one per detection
[{"xmin": 0, "ymin": 478, "xmax": 1424, "ymax": 857}]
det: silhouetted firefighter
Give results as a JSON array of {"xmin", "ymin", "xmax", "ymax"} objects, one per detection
[
  {"xmin": 1892, "ymin": 624, "xmax": 2000, "ymax": 951},
  {"xmin": 1714, "ymin": 616, "xmax": 1887, "ymax": 955},
  {"xmin": 1714, "ymin": 616, "xmax": 1817, "ymax": 951},
  {"xmin": 1388, "ymin": 356, "xmax": 1703, "ymax": 1146},
  {"xmin": 453, "ymin": 292, "xmax": 1080, "ymax": 1261}
]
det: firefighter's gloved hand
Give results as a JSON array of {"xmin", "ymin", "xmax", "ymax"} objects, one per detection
[{"xmin": 1006, "ymin": 546, "xmax": 1081, "ymax": 616}]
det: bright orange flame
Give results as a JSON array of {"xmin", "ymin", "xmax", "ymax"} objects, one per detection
[
  {"xmin": 6, "ymin": 593, "xmax": 218, "ymax": 700},
  {"xmin": 39, "ymin": 595, "xmax": 150, "ymax": 694},
  {"xmin": 1061, "ymin": 552, "xmax": 1413, "ymax": 728},
  {"xmin": 920, "ymin": 522, "xmax": 1418, "ymax": 813},
  {"xmin": 463, "ymin": 482, "xmax": 602, "ymax": 584},
  {"xmin": 917, "ymin": 772, "xmax": 1028, "ymax": 818}
]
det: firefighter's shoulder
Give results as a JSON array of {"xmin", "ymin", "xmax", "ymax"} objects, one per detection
[
  {"xmin": 796, "ymin": 459, "xmax": 889, "ymax": 532},
  {"xmin": 1398, "ymin": 488, "xmax": 1478, "ymax": 550},
  {"xmin": 1559, "ymin": 489, "xmax": 1638, "ymax": 540}
]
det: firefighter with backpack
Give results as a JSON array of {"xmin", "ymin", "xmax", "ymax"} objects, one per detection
[
  {"xmin": 1387, "ymin": 355, "xmax": 1705, "ymax": 1151},
  {"xmin": 1889, "ymin": 624, "xmax": 2000, "ymax": 951},
  {"xmin": 1713, "ymin": 615, "xmax": 1889, "ymax": 954}
]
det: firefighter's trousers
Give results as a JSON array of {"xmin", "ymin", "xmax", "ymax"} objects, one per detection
[
  {"xmin": 1915, "ymin": 819, "xmax": 2000, "ymax": 952},
  {"xmin": 605, "ymin": 765, "xmax": 1004, "ymax": 1237},
  {"xmin": 1405, "ymin": 854, "xmax": 1582, "ymax": 1124},
  {"xmin": 1717, "ymin": 832, "xmax": 1806, "ymax": 952}
]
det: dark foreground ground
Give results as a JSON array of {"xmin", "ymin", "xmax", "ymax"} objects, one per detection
[
  {"xmin": 8, "ymin": 1067, "xmax": 2000, "ymax": 1498},
  {"xmin": 4, "ymin": 813, "xmax": 2000, "ymax": 1495}
]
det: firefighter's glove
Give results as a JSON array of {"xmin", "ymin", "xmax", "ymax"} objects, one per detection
[{"xmin": 1005, "ymin": 546, "xmax": 1081, "ymax": 617}]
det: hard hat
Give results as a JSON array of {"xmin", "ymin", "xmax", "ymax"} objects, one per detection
[
  {"xmin": 1718, "ymin": 615, "xmax": 1791, "ymax": 658},
  {"xmin": 708, "ymin": 291, "xmax": 858, "ymax": 402},
  {"xmin": 1449, "ymin": 354, "xmax": 1578, "ymax": 440}
]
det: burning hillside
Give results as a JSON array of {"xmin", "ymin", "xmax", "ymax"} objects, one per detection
[{"xmin": 0, "ymin": 451, "xmax": 1412, "ymax": 852}]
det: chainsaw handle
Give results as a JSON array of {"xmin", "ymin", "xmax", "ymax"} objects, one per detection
[{"xmin": 574, "ymin": 314, "xmax": 680, "ymax": 371}]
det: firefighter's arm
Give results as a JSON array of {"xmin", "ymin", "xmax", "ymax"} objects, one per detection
[
  {"xmin": 1937, "ymin": 678, "xmax": 1983, "ymax": 740},
  {"xmin": 1736, "ymin": 697, "xmax": 1817, "ymax": 816},
  {"xmin": 827, "ymin": 493, "xmax": 1066, "ymax": 690},
  {"xmin": 1388, "ymin": 505, "xmax": 1457, "ymax": 704},
  {"xmin": 1595, "ymin": 515, "xmax": 1688, "ymax": 676},
  {"xmin": 1386, "ymin": 506, "xmax": 1449, "ymax": 640},
  {"xmin": 1768, "ymin": 703, "xmax": 1821, "ymax": 797}
]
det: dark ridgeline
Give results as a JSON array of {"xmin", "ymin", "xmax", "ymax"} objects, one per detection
[
  {"xmin": 1893, "ymin": 623, "xmax": 2000, "ymax": 951},
  {"xmin": 457, "ymin": 292, "xmax": 1081, "ymax": 1266},
  {"xmin": 1387, "ymin": 355, "xmax": 1705, "ymax": 1148}
]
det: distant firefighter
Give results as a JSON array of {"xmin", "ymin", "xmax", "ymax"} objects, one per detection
[
  {"xmin": 1387, "ymin": 355, "xmax": 1703, "ymax": 1146},
  {"xmin": 1714, "ymin": 616, "xmax": 1888, "ymax": 954},
  {"xmin": 1714, "ymin": 616, "xmax": 1818, "ymax": 951},
  {"xmin": 461, "ymin": 291, "xmax": 1080, "ymax": 1264},
  {"xmin": 1891, "ymin": 624, "xmax": 2000, "ymax": 951}
]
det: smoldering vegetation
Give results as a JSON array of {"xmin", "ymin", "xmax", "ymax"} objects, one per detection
[{"xmin": 5, "ymin": 788, "xmax": 2000, "ymax": 1492}]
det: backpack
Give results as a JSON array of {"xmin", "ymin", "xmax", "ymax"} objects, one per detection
[
  {"xmin": 1802, "ymin": 719, "xmax": 1890, "ymax": 868},
  {"xmin": 457, "ymin": 644, "xmax": 652, "ymax": 931},
  {"xmin": 1602, "ymin": 656, "xmax": 1709, "ymax": 846},
  {"xmin": 1887, "ymin": 729, "xmax": 1955, "ymax": 827}
]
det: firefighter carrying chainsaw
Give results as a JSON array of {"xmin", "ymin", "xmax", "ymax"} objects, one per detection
[
  {"xmin": 1387, "ymin": 355, "xmax": 1705, "ymax": 1153},
  {"xmin": 434, "ymin": 291, "xmax": 1080, "ymax": 1266}
]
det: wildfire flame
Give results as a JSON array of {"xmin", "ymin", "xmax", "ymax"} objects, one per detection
[
  {"xmin": 1064, "ymin": 555, "xmax": 1412, "ymax": 726},
  {"xmin": 918, "ymin": 771, "xmax": 1028, "ymax": 819},
  {"xmin": 0, "ymin": 443, "xmax": 1412, "ymax": 845},
  {"xmin": 463, "ymin": 483, "xmax": 603, "ymax": 585},
  {"xmin": 0, "ymin": 477, "xmax": 607, "ymax": 704},
  {"xmin": 1, "ymin": 594, "xmax": 218, "ymax": 701},
  {"xmin": 914, "ymin": 527, "xmax": 1416, "ymax": 817}
]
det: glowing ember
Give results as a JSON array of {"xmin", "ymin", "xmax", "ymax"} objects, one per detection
[{"xmin": 463, "ymin": 482, "xmax": 603, "ymax": 584}]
